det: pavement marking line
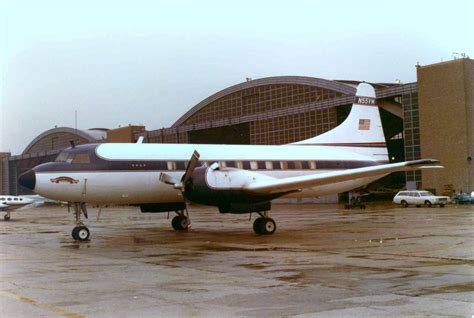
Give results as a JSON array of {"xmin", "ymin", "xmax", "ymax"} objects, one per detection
[{"xmin": 0, "ymin": 290, "xmax": 85, "ymax": 318}]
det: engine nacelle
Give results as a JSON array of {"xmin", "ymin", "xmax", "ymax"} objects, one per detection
[{"xmin": 184, "ymin": 164, "xmax": 281, "ymax": 213}]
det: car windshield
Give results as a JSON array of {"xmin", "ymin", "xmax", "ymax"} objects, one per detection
[{"xmin": 419, "ymin": 191, "xmax": 434, "ymax": 196}]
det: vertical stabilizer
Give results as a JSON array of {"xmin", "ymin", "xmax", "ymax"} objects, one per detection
[{"xmin": 292, "ymin": 83, "xmax": 388, "ymax": 161}]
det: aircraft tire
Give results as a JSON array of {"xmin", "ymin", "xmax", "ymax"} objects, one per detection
[
  {"xmin": 172, "ymin": 216, "xmax": 189, "ymax": 231},
  {"xmin": 257, "ymin": 218, "xmax": 276, "ymax": 235},
  {"xmin": 253, "ymin": 218, "xmax": 264, "ymax": 234},
  {"xmin": 72, "ymin": 226, "xmax": 90, "ymax": 241},
  {"xmin": 4, "ymin": 214, "xmax": 11, "ymax": 221}
]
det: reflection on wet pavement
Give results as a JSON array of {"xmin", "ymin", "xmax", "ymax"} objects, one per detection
[{"xmin": 1, "ymin": 203, "xmax": 473, "ymax": 317}]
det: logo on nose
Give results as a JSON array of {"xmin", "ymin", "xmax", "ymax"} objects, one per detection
[{"xmin": 18, "ymin": 169, "xmax": 36, "ymax": 190}]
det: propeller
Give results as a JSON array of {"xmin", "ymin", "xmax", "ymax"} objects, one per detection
[
  {"xmin": 181, "ymin": 150, "xmax": 200, "ymax": 186},
  {"xmin": 159, "ymin": 150, "xmax": 200, "ymax": 191}
]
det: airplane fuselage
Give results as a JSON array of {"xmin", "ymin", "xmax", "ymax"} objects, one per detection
[{"xmin": 27, "ymin": 142, "xmax": 387, "ymax": 206}]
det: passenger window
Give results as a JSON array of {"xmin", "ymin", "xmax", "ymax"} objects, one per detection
[
  {"xmin": 72, "ymin": 154, "xmax": 91, "ymax": 164},
  {"xmin": 7, "ymin": 198, "xmax": 12, "ymax": 201},
  {"xmin": 225, "ymin": 161, "xmax": 236, "ymax": 168},
  {"xmin": 14, "ymin": 198, "xmax": 18, "ymax": 201},
  {"xmin": 265, "ymin": 161, "xmax": 273, "ymax": 170}
]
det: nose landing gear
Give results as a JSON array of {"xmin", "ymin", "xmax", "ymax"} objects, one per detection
[{"xmin": 70, "ymin": 202, "xmax": 90, "ymax": 241}]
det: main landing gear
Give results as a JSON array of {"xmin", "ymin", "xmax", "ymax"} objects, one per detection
[
  {"xmin": 171, "ymin": 209, "xmax": 190, "ymax": 231},
  {"xmin": 253, "ymin": 212, "xmax": 276, "ymax": 235},
  {"xmin": 70, "ymin": 202, "xmax": 90, "ymax": 241}
]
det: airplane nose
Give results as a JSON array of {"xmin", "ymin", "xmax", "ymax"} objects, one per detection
[{"xmin": 19, "ymin": 169, "xmax": 36, "ymax": 190}]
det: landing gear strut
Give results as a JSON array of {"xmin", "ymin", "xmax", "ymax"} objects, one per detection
[
  {"xmin": 71, "ymin": 202, "xmax": 90, "ymax": 241},
  {"xmin": 253, "ymin": 212, "xmax": 276, "ymax": 235},
  {"xmin": 4, "ymin": 212, "xmax": 11, "ymax": 221},
  {"xmin": 171, "ymin": 209, "xmax": 190, "ymax": 231}
]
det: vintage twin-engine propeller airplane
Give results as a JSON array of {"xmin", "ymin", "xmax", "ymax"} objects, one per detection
[{"xmin": 18, "ymin": 83, "xmax": 442, "ymax": 241}]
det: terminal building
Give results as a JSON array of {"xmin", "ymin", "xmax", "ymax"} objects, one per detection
[{"xmin": 1, "ymin": 58, "xmax": 472, "ymax": 199}]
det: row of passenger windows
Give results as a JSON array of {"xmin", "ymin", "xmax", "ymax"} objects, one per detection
[
  {"xmin": 0, "ymin": 197, "xmax": 25, "ymax": 201},
  {"xmin": 127, "ymin": 160, "xmax": 335, "ymax": 171}
]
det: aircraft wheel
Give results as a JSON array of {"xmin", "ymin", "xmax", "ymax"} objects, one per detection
[
  {"xmin": 253, "ymin": 217, "xmax": 264, "ymax": 234},
  {"xmin": 4, "ymin": 214, "xmax": 11, "ymax": 221},
  {"xmin": 172, "ymin": 216, "xmax": 189, "ymax": 231},
  {"xmin": 258, "ymin": 218, "xmax": 276, "ymax": 235},
  {"xmin": 72, "ymin": 226, "xmax": 90, "ymax": 241}
]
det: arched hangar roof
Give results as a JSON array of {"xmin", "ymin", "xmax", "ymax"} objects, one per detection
[
  {"xmin": 22, "ymin": 127, "xmax": 108, "ymax": 155},
  {"xmin": 172, "ymin": 76, "xmax": 357, "ymax": 127}
]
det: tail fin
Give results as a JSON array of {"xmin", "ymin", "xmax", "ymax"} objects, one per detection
[{"xmin": 292, "ymin": 83, "xmax": 388, "ymax": 162}]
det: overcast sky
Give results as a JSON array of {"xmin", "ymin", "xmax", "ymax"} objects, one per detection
[{"xmin": 1, "ymin": 0, "xmax": 473, "ymax": 154}]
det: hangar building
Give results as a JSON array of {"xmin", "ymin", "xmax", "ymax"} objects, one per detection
[{"xmin": 1, "ymin": 58, "xmax": 472, "ymax": 198}]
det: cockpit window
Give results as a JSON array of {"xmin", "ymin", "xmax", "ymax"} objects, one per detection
[
  {"xmin": 72, "ymin": 153, "xmax": 91, "ymax": 164},
  {"xmin": 55, "ymin": 152, "xmax": 69, "ymax": 162}
]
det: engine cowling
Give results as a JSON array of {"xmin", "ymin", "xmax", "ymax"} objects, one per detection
[{"xmin": 184, "ymin": 165, "xmax": 282, "ymax": 213}]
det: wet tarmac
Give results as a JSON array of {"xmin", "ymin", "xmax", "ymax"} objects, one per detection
[{"xmin": 0, "ymin": 203, "xmax": 473, "ymax": 317}]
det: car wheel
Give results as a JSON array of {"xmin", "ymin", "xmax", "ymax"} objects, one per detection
[
  {"xmin": 424, "ymin": 200, "xmax": 432, "ymax": 208},
  {"xmin": 401, "ymin": 200, "xmax": 408, "ymax": 208}
]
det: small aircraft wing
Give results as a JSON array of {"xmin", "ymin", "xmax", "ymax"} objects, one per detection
[{"xmin": 245, "ymin": 159, "xmax": 442, "ymax": 195}]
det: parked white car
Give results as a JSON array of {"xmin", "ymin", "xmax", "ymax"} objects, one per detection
[{"xmin": 393, "ymin": 190, "xmax": 450, "ymax": 208}]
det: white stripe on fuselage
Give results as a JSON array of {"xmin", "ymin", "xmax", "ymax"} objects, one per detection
[{"xmin": 95, "ymin": 143, "xmax": 384, "ymax": 162}]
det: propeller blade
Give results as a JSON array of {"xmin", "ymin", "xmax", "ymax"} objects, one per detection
[
  {"xmin": 181, "ymin": 150, "xmax": 200, "ymax": 185},
  {"xmin": 159, "ymin": 172, "xmax": 179, "ymax": 186}
]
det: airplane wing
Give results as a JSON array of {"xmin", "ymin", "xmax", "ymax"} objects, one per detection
[{"xmin": 245, "ymin": 159, "xmax": 442, "ymax": 195}]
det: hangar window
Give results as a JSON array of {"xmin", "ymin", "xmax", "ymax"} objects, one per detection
[
  {"xmin": 242, "ymin": 161, "xmax": 251, "ymax": 170},
  {"xmin": 257, "ymin": 161, "xmax": 266, "ymax": 169},
  {"xmin": 72, "ymin": 154, "xmax": 91, "ymax": 164}
]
